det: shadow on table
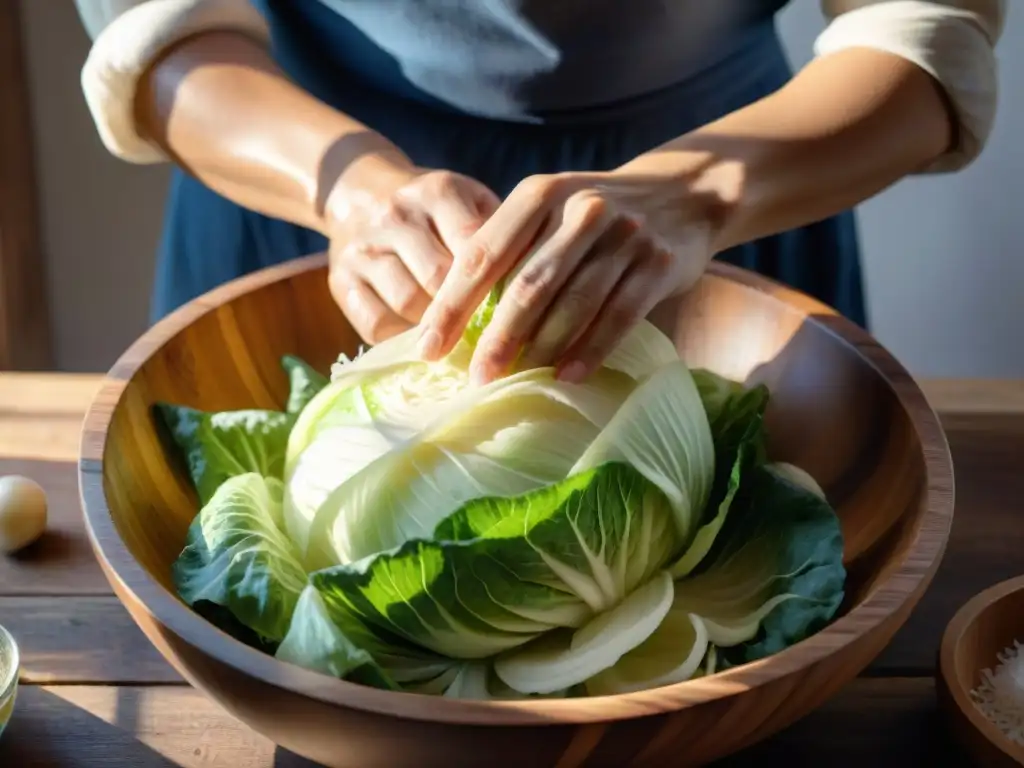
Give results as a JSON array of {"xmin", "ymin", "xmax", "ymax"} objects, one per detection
[
  {"xmin": 0, "ymin": 688, "xmax": 179, "ymax": 768},
  {"xmin": 274, "ymin": 747, "xmax": 322, "ymax": 767},
  {"xmin": 713, "ymin": 689, "xmax": 965, "ymax": 767}
]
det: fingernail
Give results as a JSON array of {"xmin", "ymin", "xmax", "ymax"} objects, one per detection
[
  {"xmin": 557, "ymin": 361, "xmax": 587, "ymax": 383},
  {"xmin": 418, "ymin": 329, "xmax": 442, "ymax": 360}
]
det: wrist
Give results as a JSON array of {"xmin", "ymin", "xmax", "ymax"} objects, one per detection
[
  {"xmin": 321, "ymin": 145, "xmax": 420, "ymax": 234},
  {"xmin": 613, "ymin": 146, "xmax": 747, "ymax": 256}
]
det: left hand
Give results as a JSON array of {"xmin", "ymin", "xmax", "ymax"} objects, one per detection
[{"xmin": 415, "ymin": 169, "xmax": 722, "ymax": 385}]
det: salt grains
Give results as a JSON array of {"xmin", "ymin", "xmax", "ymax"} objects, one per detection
[{"xmin": 970, "ymin": 638, "xmax": 1024, "ymax": 746}]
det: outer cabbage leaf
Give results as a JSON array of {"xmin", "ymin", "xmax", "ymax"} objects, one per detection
[
  {"xmin": 173, "ymin": 473, "xmax": 308, "ymax": 643},
  {"xmin": 669, "ymin": 422, "xmax": 756, "ymax": 579},
  {"xmin": 673, "ymin": 464, "xmax": 845, "ymax": 668},
  {"xmin": 493, "ymin": 570, "xmax": 675, "ymax": 695},
  {"xmin": 599, "ymin": 320, "xmax": 681, "ymax": 381},
  {"xmin": 571, "ymin": 360, "xmax": 715, "ymax": 546},
  {"xmin": 282, "ymin": 354, "xmax": 329, "ymax": 414},
  {"xmin": 279, "ymin": 586, "xmax": 472, "ymax": 692},
  {"xmin": 583, "ymin": 609, "xmax": 709, "ymax": 695},
  {"xmin": 440, "ymin": 662, "xmax": 576, "ymax": 700},
  {"xmin": 275, "ymin": 585, "xmax": 397, "ymax": 690},
  {"xmin": 156, "ymin": 404, "xmax": 293, "ymax": 506},
  {"xmin": 156, "ymin": 354, "xmax": 325, "ymax": 506},
  {"xmin": 191, "ymin": 600, "xmax": 280, "ymax": 655},
  {"xmin": 308, "ymin": 461, "xmax": 680, "ymax": 660},
  {"xmin": 767, "ymin": 461, "xmax": 827, "ymax": 500},
  {"xmin": 670, "ymin": 374, "xmax": 769, "ymax": 578},
  {"xmin": 579, "ymin": 462, "xmax": 843, "ymax": 695},
  {"xmin": 691, "ymin": 368, "xmax": 769, "ymax": 457}
]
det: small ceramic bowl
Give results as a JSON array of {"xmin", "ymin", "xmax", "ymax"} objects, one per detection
[
  {"xmin": 0, "ymin": 623, "xmax": 19, "ymax": 739},
  {"xmin": 938, "ymin": 574, "xmax": 1024, "ymax": 767}
]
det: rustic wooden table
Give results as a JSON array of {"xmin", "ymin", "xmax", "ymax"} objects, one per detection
[{"xmin": 0, "ymin": 374, "xmax": 1020, "ymax": 767}]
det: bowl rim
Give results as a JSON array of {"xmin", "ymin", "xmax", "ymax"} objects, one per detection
[
  {"xmin": 939, "ymin": 573, "xmax": 1024, "ymax": 762},
  {"xmin": 0, "ymin": 622, "xmax": 19, "ymax": 705},
  {"xmin": 79, "ymin": 253, "xmax": 955, "ymax": 726}
]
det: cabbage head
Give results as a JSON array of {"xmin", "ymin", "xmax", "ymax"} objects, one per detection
[{"xmin": 157, "ymin": 292, "xmax": 845, "ymax": 700}]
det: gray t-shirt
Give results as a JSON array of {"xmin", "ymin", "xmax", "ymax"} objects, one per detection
[{"xmin": 258, "ymin": 0, "xmax": 790, "ymax": 121}]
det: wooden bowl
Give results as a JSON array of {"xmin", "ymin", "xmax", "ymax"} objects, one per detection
[
  {"xmin": 939, "ymin": 575, "xmax": 1024, "ymax": 766},
  {"xmin": 79, "ymin": 255, "xmax": 954, "ymax": 768}
]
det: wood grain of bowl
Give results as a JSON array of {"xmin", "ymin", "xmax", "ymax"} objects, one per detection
[
  {"xmin": 79, "ymin": 255, "xmax": 955, "ymax": 768},
  {"xmin": 939, "ymin": 575, "xmax": 1024, "ymax": 767}
]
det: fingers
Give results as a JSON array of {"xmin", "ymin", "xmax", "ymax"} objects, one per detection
[
  {"xmin": 328, "ymin": 268, "xmax": 411, "ymax": 345},
  {"xmin": 556, "ymin": 243, "xmax": 673, "ymax": 383},
  {"xmin": 354, "ymin": 250, "xmax": 433, "ymax": 323},
  {"xmin": 425, "ymin": 173, "xmax": 500, "ymax": 254},
  {"xmin": 519, "ymin": 220, "xmax": 640, "ymax": 371},
  {"xmin": 469, "ymin": 192, "xmax": 615, "ymax": 383},
  {"xmin": 328, "ymin": 169, "xmax": 506, "ymax": 348},
  {"xmin": 385, "ymin": 226, "xmax": 452, "ymax": 297},
  {"xmin": 417, "ymin": 175, "xmax": 560, "ymax": 362}
]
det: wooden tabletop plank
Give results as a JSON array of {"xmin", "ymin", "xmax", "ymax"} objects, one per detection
[
  {"xmin": 1, "ymin": 685, "xmax": 284, "ymax": 768},
  {"xmin": 922, "ymin": 378, "xmax": 1024, "ymax": 415},
  {"xmin": 0, "ymin": 678, "xmax": 967, "ymax": 767},
  {"xmin": 0, "ymin": 598, "xmax": 180, "ymax": 684}
]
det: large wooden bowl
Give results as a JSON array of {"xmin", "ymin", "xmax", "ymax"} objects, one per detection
[{"xmin": 79, "ymin": 255, "xmax": 954, "ymax": 768}]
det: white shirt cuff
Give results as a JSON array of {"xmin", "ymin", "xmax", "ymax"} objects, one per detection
[
  {"xmin": 80, "ymin": 0, "xmax": 271, "ymax": 164},
  {"xmin": 816, "ymin": 0, "xmax": 1003, "ymax": 173}
]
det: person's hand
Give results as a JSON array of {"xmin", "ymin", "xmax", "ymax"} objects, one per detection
[
  {"xmin": 325, "ymin": 155, "xmax": 500, "ymax": 344},
  {"xmin": 415, "ymin": 167, "xmax": 725, "ymax": 384}
]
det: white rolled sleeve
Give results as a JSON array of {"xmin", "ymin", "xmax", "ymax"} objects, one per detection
[
  {"xmin": 817, "ymin": 0, "xmax": 1005, "ymax": 172},
  {"xmin": 76, "ymin": 0, "xmax": 270, "ymax": 164}
]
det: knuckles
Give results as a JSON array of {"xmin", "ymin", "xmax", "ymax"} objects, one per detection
[
  {"xmin": 424, "ymin": 265, "xmax": 448, "ymax": 296},
  {"xmin": 554, "ymin": 285, "xmax": 596, "ymax": 323},
  {"xmin": 564, "ymin": 191, "xmax": 610, "ymax": 231},
  {"xmin": 391, "ymin": 287, "xmax": 423, "ymax": 319},
  {"xmin": 513, "ymin": 173, "xmax": 565, "ymax": 205},
  {"xmin": 419, "ymin": 169, "xmax": 461, "ymax": 198},
  {"xmin": 457, "ymin": 240, "xmax": 498, "ymax": 281},
  {"xmin": 375, "ymin": 199, "xmax": 415, "ymax": 227},
  {"xmin": 506, "ymin": 260, "xmax": 559, "ymax": 307},
  {"xmin": 335, "ymin": 242, "xmax": 370, "ymax": 267},
  {"xmin": 477, "ymin": 332, "xmax": 520, "ymax": 371}
]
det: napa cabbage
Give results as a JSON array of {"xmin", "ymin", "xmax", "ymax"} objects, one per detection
[{"xmin": 156, "ymin": 292, "xmax": 845, "ymax": 699}]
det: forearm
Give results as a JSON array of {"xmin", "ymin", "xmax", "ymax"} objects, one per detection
[
  {"xmin": 622, "ymin": 48, "xmax": 954, "ymax": 253},
  {"xmin": 136, "ymin": 31, "xmax": 410, "ymax": 234}
]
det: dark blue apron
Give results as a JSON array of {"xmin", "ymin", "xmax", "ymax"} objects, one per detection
[{"xmin": 152, "ymin": 0, "xmax": 866, "ymax": 327}]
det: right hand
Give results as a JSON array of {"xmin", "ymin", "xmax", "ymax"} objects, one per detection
[{"xmin": 325, "ymin": 155, "xmax": 500, "ymax": 345}]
